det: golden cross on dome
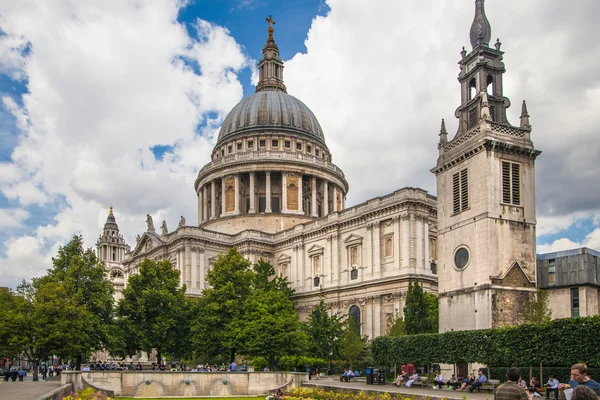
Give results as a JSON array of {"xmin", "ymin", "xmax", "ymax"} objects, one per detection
[
  {"xmin": 109, "ymin": 206, "xmax": 113, "ymax": 215},
  {"xmin": 266, "ymin": 15, "xmax": 276, "ymax": 29}
]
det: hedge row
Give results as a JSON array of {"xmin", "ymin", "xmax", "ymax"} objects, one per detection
[{"xmin": 371, "ymin": 316, "xmax": 600, "ymax": 367}]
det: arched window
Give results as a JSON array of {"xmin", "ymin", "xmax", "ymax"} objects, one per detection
[
  {"xmin": 349, "ymin": 305, "xmax": 361, "ymax": 336},
  {"xmin": 486, "ymin": 75, "xmax": 494, "ymax": 95},
  {"xmin": 469, "ymin": 78, "xmax": 477, "ymax": 100}
]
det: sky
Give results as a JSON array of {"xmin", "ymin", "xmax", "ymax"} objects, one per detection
[{"xmin": 1, "ymin": 0, "xmax": 600, "ymax": 288}]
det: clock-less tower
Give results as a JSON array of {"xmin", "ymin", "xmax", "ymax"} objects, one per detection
[{"xmin": 431, "ymin": 0, "xmax": 542, "ymax": 331}]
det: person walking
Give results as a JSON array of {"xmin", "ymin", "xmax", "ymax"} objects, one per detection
[
  {"xmin": 17, "ymin": 367, "xmax": 25, "ymax": 381},
  {"xmin": 495, "ymin": 367, "xmax": 529, "ymax": 400}
]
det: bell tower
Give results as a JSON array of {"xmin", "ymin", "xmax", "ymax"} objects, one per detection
[{"xmin": 431, "ymin": 0, "xmax": 542, "ymax": 332}]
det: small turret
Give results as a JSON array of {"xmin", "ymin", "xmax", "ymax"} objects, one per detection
[
  {"xmin": 256, "ymin": 15, "xmax": 287, "ymax": 93},
  {"xmin": 520, "ymin": 100, "xmax": 531, "ymax": 130},
  {"xmin": 438, "ymin": 119, "xmax": 448, "ymax": 147}
]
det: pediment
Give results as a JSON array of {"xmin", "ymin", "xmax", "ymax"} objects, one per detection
[
  {"xmin": 344, "ymin": 234, "xmax": 364, "ymax": 247},
  {"xmin": 307, "ymin": 244, "xmax": 324, "ymax": 256},
  {"xmin": 131, "ymin": 232, "xmax": 165, "ymax": 257},
  {"xmin": 277, "ymin": 253, "xmax": 292, "ymax": 264},
  {"xmin": 492, "ymin": 262, "xmax": 535, "ymax": 287}
]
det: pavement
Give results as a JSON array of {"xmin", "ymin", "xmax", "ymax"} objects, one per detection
[
  {"xmin": 304, "ymin": 378, "xmax": 498, "ymax": 400},
  {"xmin": 0, "ymin": 379, "xmax": 63, "ymax": 400}
]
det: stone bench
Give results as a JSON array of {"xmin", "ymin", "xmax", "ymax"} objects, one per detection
[
  {"xmin": 475, "ymin": 379, "xmax": 501, "ymax": 393},
  {"xmin": 412, "ymin": 376, "xmax": 430, "ymax": 388}
]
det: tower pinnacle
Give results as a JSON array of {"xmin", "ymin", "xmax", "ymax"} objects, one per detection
[
  {"xmin": 256, "ymin": 15, "xmax": 287, "ymax": 93},
  {"xmin": 470, "ymin": 0, "xmax": 492, "ymax": 48}
]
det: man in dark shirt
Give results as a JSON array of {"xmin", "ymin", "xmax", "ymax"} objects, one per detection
[
  {"xmin": 495, "ymin": 367, "xmax": 529, "ymax": 400},
  {"xmin": 561, "ymin": 364, "xmax": 600, "ymax": 397}
]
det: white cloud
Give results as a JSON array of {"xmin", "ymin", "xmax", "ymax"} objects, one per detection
[
  {"xmin": 0, "ymin": 0, "xmax": 250, "ymax": 288},
  {"xmin": 0, "ymin": 208, "xmax": 30, "ymax": 229}
]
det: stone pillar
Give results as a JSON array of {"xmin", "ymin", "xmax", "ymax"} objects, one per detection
[
  {"xmin": 342, "ymin": 191, "xmax": 346, "ymax": 210},
  {"xmin": 265, "ymin": 171, "xmax": 272, "ymax": 213},
  {"xmin": 197, "ymin": 188, "xmax": 202, "ymax": 225},
  {"xmin": 311, "ymin": 177, "xmax": 318, "ymax": 217},
  {"xmin": 249, "ymin": 172, "xmax": 256, "ymax": 213},
  {"xmin": 424, "ymin": 218, "xmax": 430, "ymax": 272},
  {"xmin": 281, "ymin": 172, "xmax": 288, "ymax": 213},
  {"xmin": 373, "ymin": 221, "xmax": 381, "ymax": 276},
  {"xmin": 210, "ymin": 180, "xmax": 216, "ymax": 220},
  {"xmin": 298, "ymin": 174, "xmax": 303, "ymax": 214},
  {"xmin": 221, "ymin": 177, "xmax": 226, "ymax": 216},
  {"xmin": 416, "ymin": 215, "xmax": 424, "ymax": 270},
  {"xmin": 401, "ymin": 214, "xmax": 410, "ymax": 269},
  {"xmin": 323, "ymin": 180, "xmax": 329, "ymax": 216},
  {"xmin": 394, "ymin": 216, "xmax": 401, "ymax": 270},
  {"xmin": 234, "ymin": 174, "xmax": 240, "ymax": 214},
  {"xmin": 203, "ymin": 186, "xmax": 208, "ymax": 223}
]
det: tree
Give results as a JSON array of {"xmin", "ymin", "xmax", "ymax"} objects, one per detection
[
  {"xmin": 339, "ymin": 318, "xmax": 368, "ymax": 368},
  {"xmin": 237, "ymin": 260, "xmax": 307, "ymax": 369},
  {"xmin": 191, "ymin": 248, "xmax": 255, "ymax": 362},
  {"xmin": 403, "ymin": 280, "xmax": 438, "ymax": 334},
  {"xmin": 0, "ymin": 280, "xmax": 86, "ymax": 381},
  {"xmin": 44, "ymin": 236, "xmax": 115, "ymax": 369},
  {"xmin": 386, "ymin": 312, "xmax": 406, "ymax": 336},
  {"xmin": 523, "ymin": 288, "xmax": 552, "ymax": 324},
  {"xmin": 303, "ymin": 293, "xmax": 345, "ymax": 364},
  {"xmin": 116, "ymin": 259, "xmax": 191, "ymax": 364}
]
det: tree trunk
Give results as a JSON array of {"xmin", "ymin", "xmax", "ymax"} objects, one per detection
[
  {"xmin": 157, "ymin": 350, "xmax": 161, "ymax": 368},
  {"xmin": 33, "ymin": 359, "xmax": 39, "ymax": 382},
  {"xmin": 76, "ymin": 355, "xmax": 82, "ymax": 371}
]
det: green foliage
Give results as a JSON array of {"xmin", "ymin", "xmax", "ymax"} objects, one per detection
[
  {"xmin": 403, "ymin": 280, "xmax": 438, "ymax": 334},
  {"xmin": 116, "ymin": 258, "xmax": 191, "ymax": 362},
  {"xmin": 236, "ymin": 259, "xmax": 308, "ymax": 370},
  {"xmin": 387, "ymin": 312, "xmax": 406, "ymax": 336},
  {"xmin": 303, "ymin": 293, "xmax": 345, "ymax": 362},
  {"xmin": 372, "ymin": 315, "xmax": 600, "ymax": 367},
  {"xmin": 191, "ymin": 248, "xmax": 255, "ymax": 362},
  {"xmin": 523, "ymin": 289, "xmax": 552, "ymax": 324},
  {"xmin": 278, "ymin": 355, "xmax": 328, "ymax": 371},
  {"xmin": 339, "ymin": 318, "xmax": 368, "ymax": 368},
  {"xmin": 43, "ymin": 235, "xmax": 115, "ymax": 367}
]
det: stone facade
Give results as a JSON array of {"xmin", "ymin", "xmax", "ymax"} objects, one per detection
[{"xmin": 431, "ymin": 0, "xmax": 541, "ymax": 331}]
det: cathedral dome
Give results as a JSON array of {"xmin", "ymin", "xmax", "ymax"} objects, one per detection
[{"xmin": 216, "ymin": 90, "xmax": 326, "ymax": 147}]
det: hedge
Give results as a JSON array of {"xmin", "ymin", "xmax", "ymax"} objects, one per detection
[{"xmin": 371, "ymin": 315, "xmax": 600, "ymax": 368}]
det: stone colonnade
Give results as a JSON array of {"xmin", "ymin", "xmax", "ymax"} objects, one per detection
[{"xmin": 197, "ymin": 171, "xmax": 346, "ymax": 223}]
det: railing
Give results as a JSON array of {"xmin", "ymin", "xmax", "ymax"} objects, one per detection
[{"xmin": 197, "ymin": 151, "xmax": 345, "ymax": 177}]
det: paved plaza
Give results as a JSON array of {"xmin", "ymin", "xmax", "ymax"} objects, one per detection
[{"xmin": 0, "ymin": 379, "xmax": 63, "ymax": 400}]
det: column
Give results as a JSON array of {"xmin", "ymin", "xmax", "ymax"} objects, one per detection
[
  {"xmin": 416, "ymin": 216, "xmax": 424, "ymax": 270},
  {"xmin": 342, "ymin": 192, "xmax": 346, "ymax": 210},
  {"xmin": 394, "ymin": 216, "xmax": 401, "ymax": 270},
  {"xmin": 248, "ymin": 172, "xmax": 256, "ymax": 213},
  {"xmin": 221, "ymin": 177, "xmax": 226, "ymax": 216},
  {"xmin": 401, "ymin": 214, "xmax": 410, "ymax": 269},
  {"xmin": 265, "ymin": 171, "xmax": 272, "ymax": 213},
  {"xmin": 424, "ymin": 218, "xmax": 430, "ymax": 272},
  {"xmin": 373, "ymin": 222, "xmax": 381, "ymax": 276},
  {"xmin": 234, "ymin": 174, "xmax": 240, "ymax": 214},
  {"xmin": 298, "ymin": 174, "xmax": 304, "ymax": 214},
  {"xmin": 311, "ymin": 177, "xmax": 318, "ymax": 217},
  {"xmin": 202, "ymin": 186, "xmax": 208, "ymax": 223},
  {"xmin": 197, "ymin": 188, "xmax": 202, "ymax": 225},
  {"xmin": 210, "ymin": 180, "xmax": 216, "ymax": 220},
  {"xmin": 281, "ymin": 172, "xmax": 288, "ymax": 212},
  {"xmin": 323, "ymin": 180, "xmax": 329, "ymax": 216},
  {"xmin": 334, "ymin": 187, "xmax": 339, "ymax": 211}
]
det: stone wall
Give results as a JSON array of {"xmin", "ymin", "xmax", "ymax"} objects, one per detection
[{"xmin": 62, "ymin": 371, "xmax": 307, "ymax": 397}]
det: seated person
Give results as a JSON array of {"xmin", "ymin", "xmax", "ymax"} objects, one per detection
[
  {"xmin": 446, "ymin": 374, "xmax": 460, "ymax": 390},
  {"xmin": 354, "ymin": 370, "xmax": 360, "ymax": 377},
  {"xmin": 458, "ymin": 374, "xmax": 476, "ymax": 392},
  {"xmin": 529, "ymin": 377, "xmax": 542, "ymax": 395},
  {"xmin": 393, "ymin": 374, "xmax": 404, "ymax": 386},
  {"xmin": 433, "ymin": 371, "xmax": 445, "ymax": 389},
  {"xmin": 469, "ymin": 370, "xmax": 488, "ymax": 392},
  {"xmin": 406, "ymin": 372, "xmax": 419, "ymax": 387},
  {"xmin": 545, "ymin": 376, "xmax": 559, "ymax": 400}
]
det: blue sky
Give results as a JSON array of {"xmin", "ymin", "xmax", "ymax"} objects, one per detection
[{"xmin": 1, "ymin": 0, "xmax": 600, "ymax": 288}]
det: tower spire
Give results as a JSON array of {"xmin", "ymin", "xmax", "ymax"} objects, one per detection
[
  {"xmin": 438, "ymin": 118, "xmax": 448, "ymax": 147},
  {"xmin": 520, "ymin": 100, "xmax": 531, "ymax": 130},
  {"xmin": 470, "ymin": 0, "xmax": 492, "ymax": 48},
  {"xmin": 256, "ymin": 15, "xmax": 287, "ymax": 93}
]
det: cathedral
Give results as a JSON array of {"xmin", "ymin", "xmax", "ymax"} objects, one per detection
[{"xmin": 96, "ymin": 0, "xmax": 540, "ymax": 338}]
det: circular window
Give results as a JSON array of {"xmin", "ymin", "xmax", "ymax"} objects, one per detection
[{"xmin": 454, "ymin": 247, "xmax": 470, "ymax": 270}]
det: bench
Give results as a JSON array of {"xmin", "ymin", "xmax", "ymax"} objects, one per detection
[
  {"xmin": 412, "ymin": 376, "xmax": 430, "ymax": 388},
  {"xmin": 476, "ymin": 379, "xmax": 500, "ymax": 393}
]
